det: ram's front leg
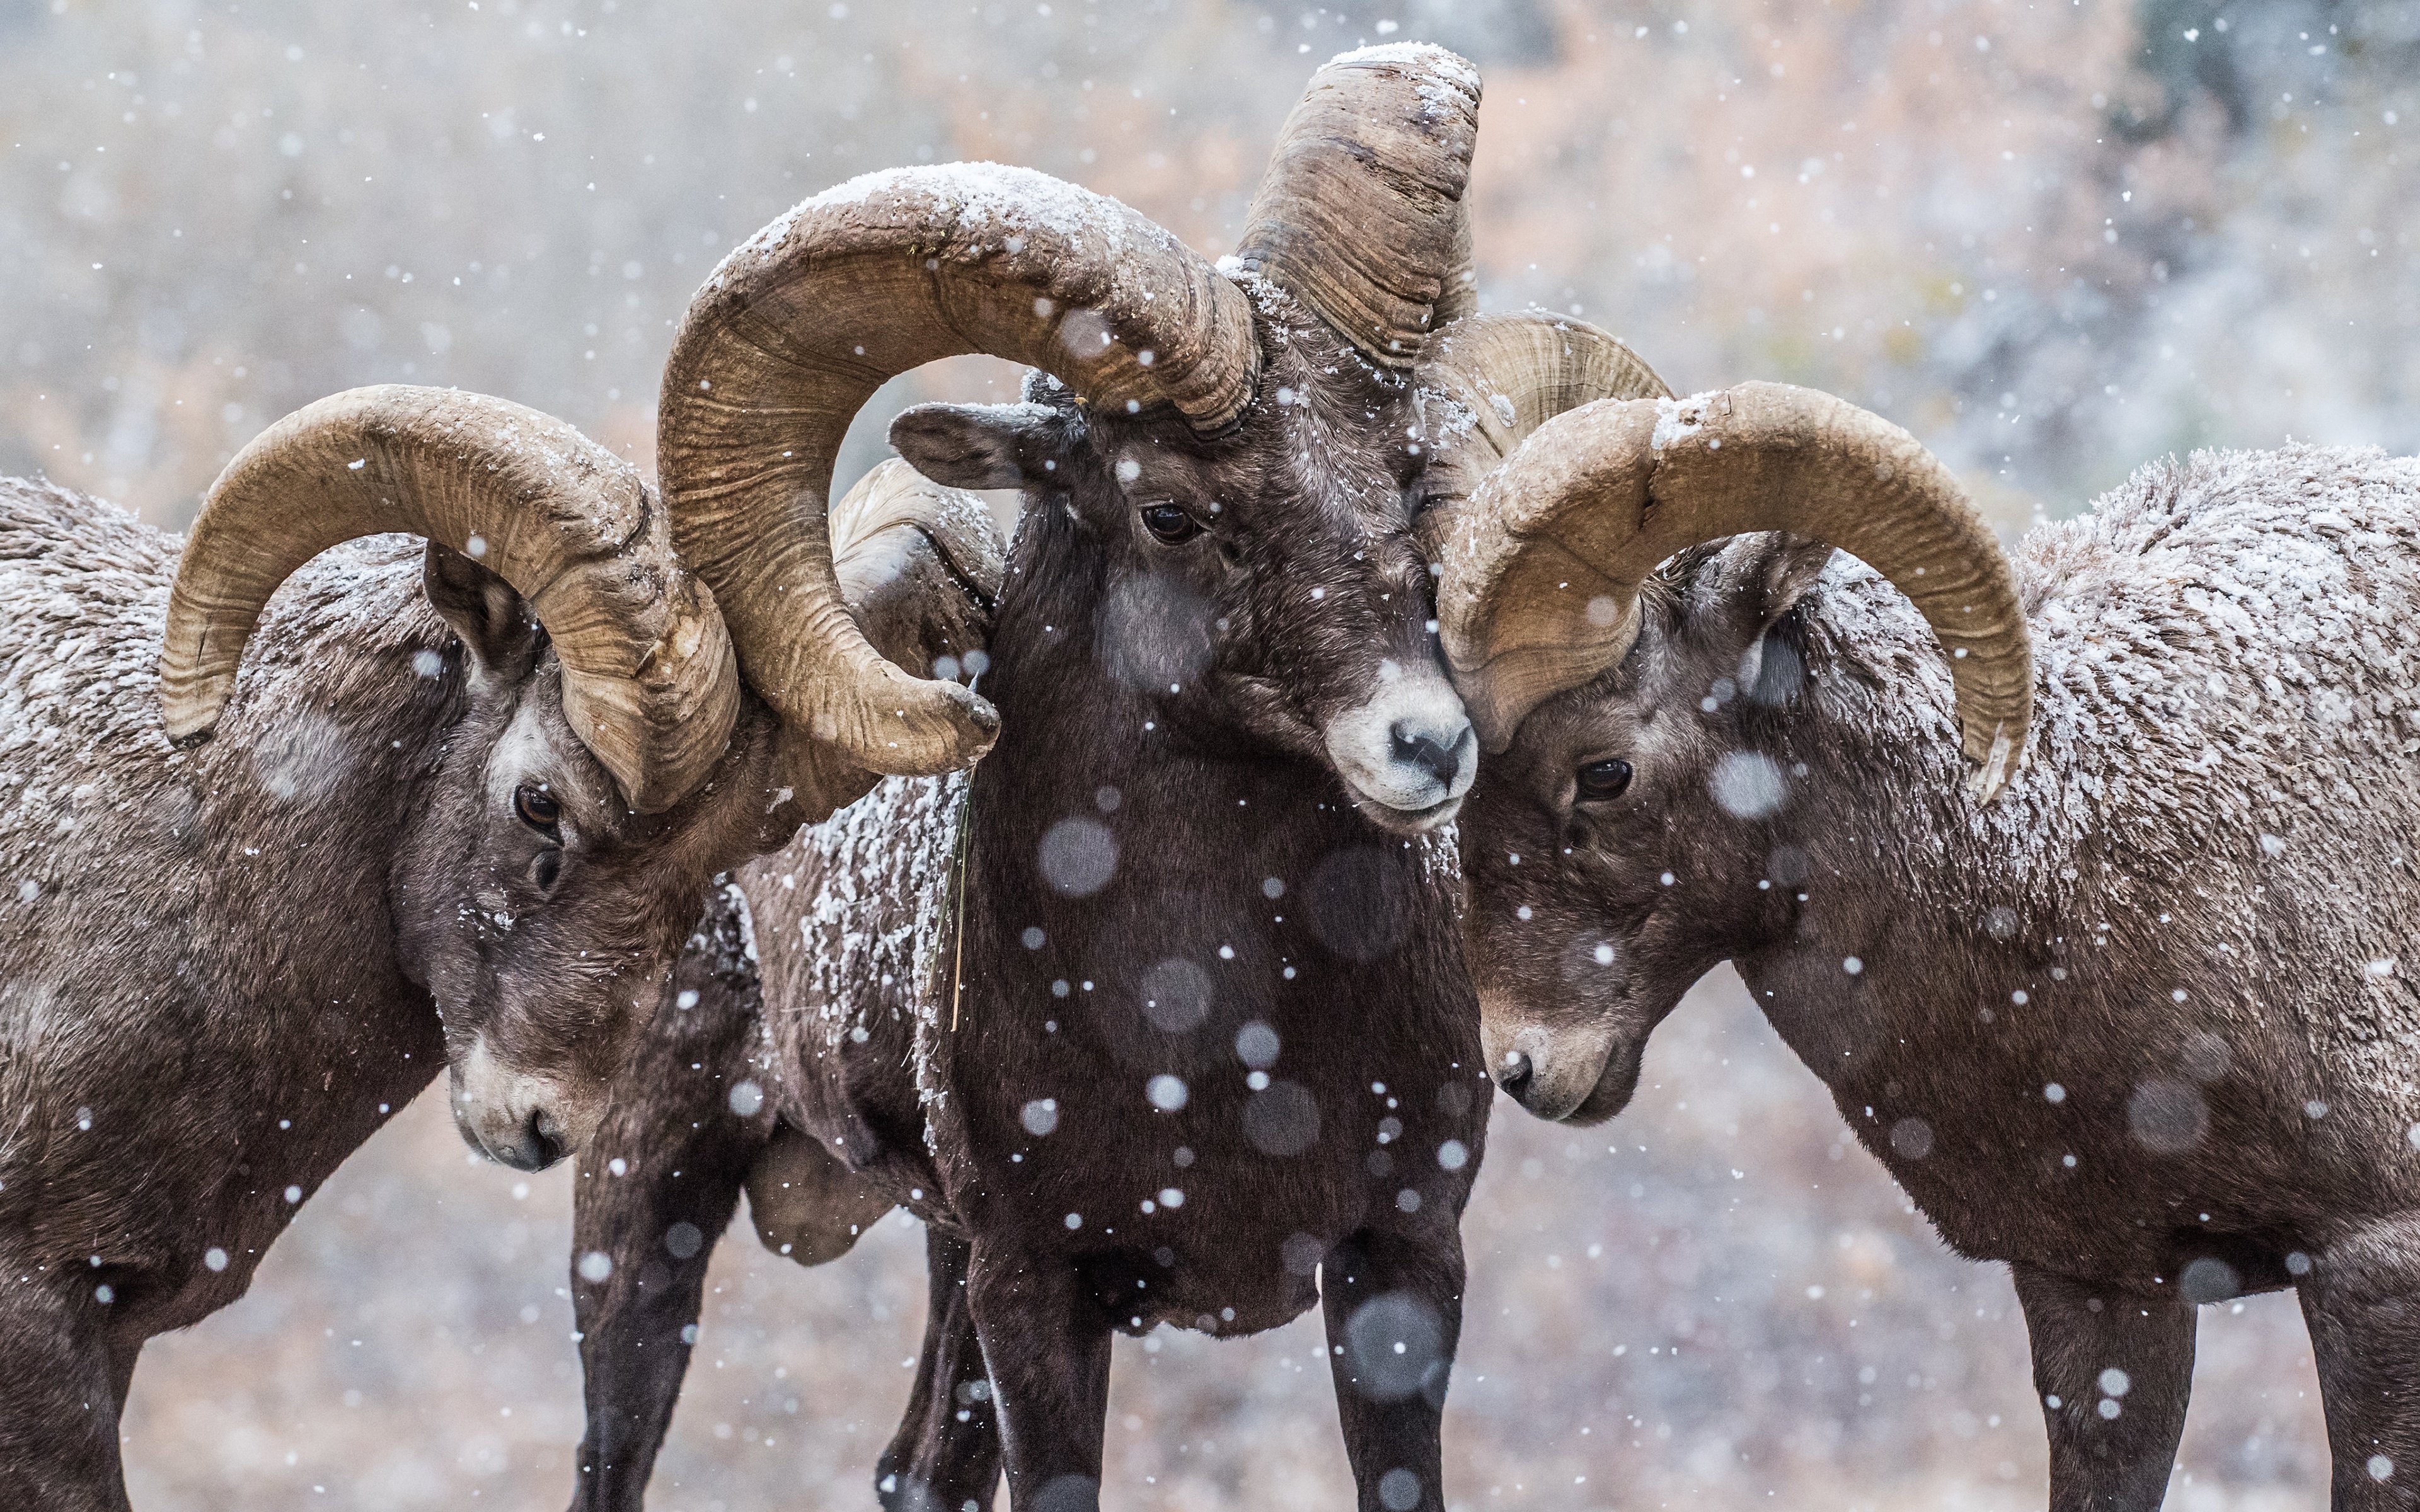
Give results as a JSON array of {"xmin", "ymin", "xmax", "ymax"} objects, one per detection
[
  {"xmin": 2012, "ymin": 1263, "xmax": 2196, "ymax": 1512},
  {"xmin": 0, "ymin": 1277, "xmax": 135, "ymax": 1512},
  {"xmin": 1322, "ymin": 1228, "xmax": 1466, "ymax": 1512},
  {"xmin": 965, "ymin": 1248, "xmax": 1112, "ymax": 1512},
  {"xmin": 566, "ymin": 930, "xmax": 775, "ymax": 1512},
  {"xmin": 877, "ymin": 1228, "xmax": 1003, "ymax": 1512}
]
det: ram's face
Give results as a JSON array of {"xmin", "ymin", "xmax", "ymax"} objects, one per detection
[
  {"xmin": 1458, "ymin": 646, "xmax": 1700, "ymax": 1125},
  {"xmin": 1456, "ymin": 537, "xmax": 1830, "ymax": 1121},
  {"xmin": 894, "ymin": 323, "xmax": 1477, "ymax": 835},
  {"xmin": 391, "ymin": 552, "xmax": 766, "ymax": 1171}
]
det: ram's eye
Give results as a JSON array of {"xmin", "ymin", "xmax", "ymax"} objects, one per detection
[
  {"xmin": 1140, "ymin": 504, "xmax": 1202, "ymax": 544},
  {"xmin": 514, "ymin": 784, "xmax": 563, "ymax": 833},
  {"xmin": 1574, "ymin": 758, "xmax": 1634, "ymax": 803}
]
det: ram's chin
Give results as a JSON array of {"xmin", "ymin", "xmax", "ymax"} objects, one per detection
[
  {"xmin": 1560, "ymin": 1041, "xmax": 1647, "ymax": 1126},
  {"xmin": 1346, "ymin": 781, "xmax": 1465, "ymax": 835}
]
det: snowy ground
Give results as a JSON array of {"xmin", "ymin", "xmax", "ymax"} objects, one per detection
[{"xmin": 120, "ymin": 966, "xmax": 2327, "ymax": 1511}]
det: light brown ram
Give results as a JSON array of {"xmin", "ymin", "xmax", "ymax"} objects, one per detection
[
  {"xmin": 1436, "ymin": 379, "xmax": 2420, "ymax": 1511},
  {"xmin": 0, "ymin": 388, "xmax": 994, "ymax": 1507}
]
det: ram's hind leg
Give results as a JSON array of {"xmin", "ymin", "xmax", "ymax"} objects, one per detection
[
  {"xmin": 567, "ymin": 900, "xmax": 775, "ymax": 1512},
  {"xmin": 2012, "ymin": 1263, "xmax": 2196, "ymax": 1512},
  {"xmin": 877, "ymin": 1228, "xmax": 1002, "ymax": 1512},
  {"xmin": 2298, "ymin": 1217, "xmax": 2420, "ymax": 1509}
]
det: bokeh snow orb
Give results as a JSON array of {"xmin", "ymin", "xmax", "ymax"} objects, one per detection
[
  {"xmin": 1709, "ymin": 750, "xmax": 1787, "ymax": 819},
  {"xmin": 1037, "ymin": 816, "xmax": 1117, "ymax": 897}
]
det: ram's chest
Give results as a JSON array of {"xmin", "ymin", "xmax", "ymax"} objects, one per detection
[
  {"xmin": 899, "ymin": 839, "xmax": 1484, "ymax": 1321},
  {"xmin": 935, "ymin": 1004, "xmax": 1485, "ymax": 1331}
]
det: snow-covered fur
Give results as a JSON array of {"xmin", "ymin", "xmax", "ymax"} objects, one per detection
[
  {"xmin": 0, "ymin": 475, "xmax": 822, "ymax": 1508},
  {"xmin": 1460, "ymin": 444, "xmax": 2420, "ymax": 1511}
]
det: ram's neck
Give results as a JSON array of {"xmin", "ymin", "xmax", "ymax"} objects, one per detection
[
  {"xmin": 175, "ymin": 542, "xmax": 461, "ymax": 1022},
  {"xmin": 963, "ymin": 514, "xmax": 1459, "ymax": 1040},
  {"xmin": 1731, "ymin": 571, "xmax": 2069, "ymax": 1096},
  {"xmin": 972, "ymin": 526, "xmax": 1367, "ymax": 896}
]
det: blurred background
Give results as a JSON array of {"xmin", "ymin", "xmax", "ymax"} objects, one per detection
[{"xmin": 5, "ymin": 0, "xmax": 2407, "ymax": 1505}]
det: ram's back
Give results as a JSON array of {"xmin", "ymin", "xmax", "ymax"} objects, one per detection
[
  {"xmin": 1962, "ymin": 446, "xmax": 2420, "ymax": 1079},
  {"xmin": 0, "ymin": 482, "xmax": 183, "ymax": 1109},
  {"xmin": 0, "ymin": 478, "xmax": 175, "ymax": 790}
]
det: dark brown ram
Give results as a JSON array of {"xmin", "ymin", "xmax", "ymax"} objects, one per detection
[{"xmin": 560, "ymin": 45, "xmax": 1663, "ymax": 1512}]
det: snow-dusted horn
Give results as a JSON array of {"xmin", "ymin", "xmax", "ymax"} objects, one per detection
[
  {"xmin": 1436, "ymin": 382, "xmax": 2033, "ymax": 800},
  {"xmin": 659, "ymin": 164, "xmax": 1257, "ymax": 780},
  {"xmin": 161, "ymin": 385, "xmax": 738, "ymax": 813},
  {"xmin": 1234, "ymin": 43, "xmax": 1482, "ymax": 369}
]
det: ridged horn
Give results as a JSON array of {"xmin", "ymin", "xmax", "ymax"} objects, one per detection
[
  {"xmin": 1433, "ymin": 200, "xmax": 1479, "ymax": 331},
  {"xmin": 659, "ymin": 163, "xmax": 1258, "ymax": 778},
  {"xmin": 1414, "ymin": 312, "xmax": 1673, "ymax": 528},
  {"xmin": 1434, "ymin": 382, "xmax": 2032, "ymax": 799},
  {"xmin": 829, "ymin": 458, "xmax": 1005, "ymax": 674},
  {"xmin": 160, "ymin": 386, "xmax": 739, "ymax": 813},
  {"xmin": 1234, "ymin": 43, "xmax": 1483, "ymax": 368}
]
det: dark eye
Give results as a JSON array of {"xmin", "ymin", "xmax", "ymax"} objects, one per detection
[
  {"xmin": 1140, "ymin": 504, "xmax": 1202, "ymax": 544},
  {"xmin": 1575, "ymin": 758, "xmax": 1634, "ymax": 803},
  {"xmin": 515, "ymin": 784, "xmax": 562, "ymax": 833}
]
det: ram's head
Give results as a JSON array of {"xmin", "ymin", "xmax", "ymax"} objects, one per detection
[
  {"xmin": 1420, "ymin": 380, "xmax": 2034, "ymax": 1121},
  {"xmin": 662, "ymin": 45, "xmax": 1510, "ymax": 834},
  {"xmin": 159, "ymin": 391, "xmax": 1000, "ymax": 1169}
]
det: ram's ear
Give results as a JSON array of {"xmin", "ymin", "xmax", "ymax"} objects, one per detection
[
  {"xmin": 1688, "ymin": 532, "xmax": 1834, "ymax": 704},
  {"xmin": 423, "ymin": 540, "xmax": 541, "ymax": 689},
  {"xmin": 889, "ymin": 402, "xmax": 1071, "ymax": 491}
]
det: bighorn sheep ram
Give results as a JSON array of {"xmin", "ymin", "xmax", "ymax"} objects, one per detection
[
  {"xmin": 562, "ymin": 46, "xmax": 1666, "ymax": 1512},
  {"xmin": 1431, "ymin": 380, "xmax": 2420, "ymax": 1509},
  {"xmin": 0, "ymin": 388, "xmax": 995, "ymax": 1508}
]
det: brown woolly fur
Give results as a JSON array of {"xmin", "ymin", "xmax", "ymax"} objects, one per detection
[
  {"xmin": 0, "ymin": 467, "xmax": 980, "ymax": 1508},
  {"xmin": 565, "ymin": 311, "xmax": 1492, "ymax": 1512},
  {"xmin": 1460, "ymin": 444, "xmax": 2420, "ymax": 1511}
]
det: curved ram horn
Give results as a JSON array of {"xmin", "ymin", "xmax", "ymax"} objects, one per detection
[
  {"xmin": 659, "ymin": 163, "xmax": 1257, "ymax": 779},
  {"xmin": 161, "ymin": 385, "xmax": 739, "ymax": 814},
  {"xmin": 1414, "ymin": 312, "xmax": 1673, "ymax": 526},
  {"xmin": 829, "ymin": 457, "xmax": 1005, "ymax": 673},
  {"xmin": 1235, "ymin": 43, "xmax": 1483, "ymax": 369},
  {"xmin": 1434, "ymin": 382, "xmax": 2032, "ymax": 799}
]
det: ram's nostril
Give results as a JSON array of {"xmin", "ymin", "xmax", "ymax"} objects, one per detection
[
  {"xmin": 527, "ymin": 1110, "xmax": 565, "ymax": 1169},
  {"xmin": 1495, "ymin": 1049, "xmax": 1535, "ymax": 1101},
  {"xmin": 1390, "ymin": 718, "xmax": 1470, "ymax": 788}
]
